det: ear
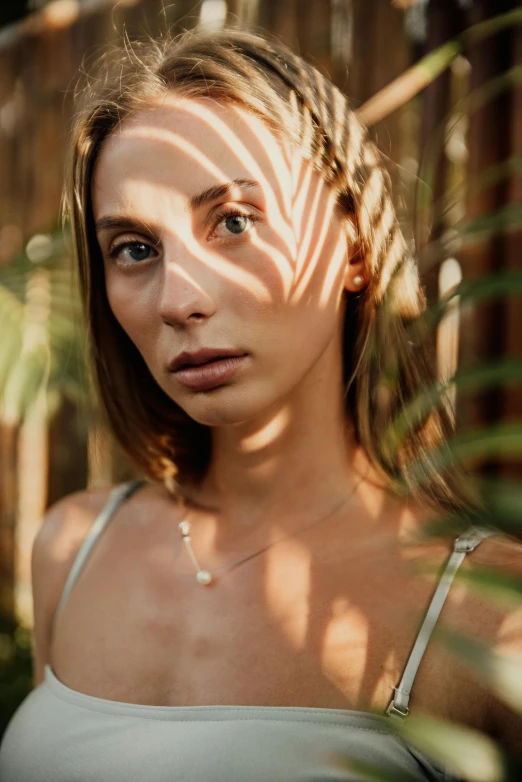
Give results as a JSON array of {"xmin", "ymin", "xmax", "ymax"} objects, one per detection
[{"xmin": 343, "ymin": 222, "xmax": 367, "ymax": 293}]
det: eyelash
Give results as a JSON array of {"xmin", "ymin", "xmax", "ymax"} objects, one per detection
[{"xmin": 107, "ymin": 207, "xmax": 260, "ymax": 266}]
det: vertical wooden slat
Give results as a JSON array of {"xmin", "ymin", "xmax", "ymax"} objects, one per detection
[
  {"xmin": 501, "ymin": 13, "xmax": 522, "ymax": 482},
  {"xmin": 419, "ymin": 0, "xmax": 462, "ymax": 299},
  {"xmin": 348, "ymin": 0, "xmax": 411, "ymax": 203},
  {"xmin": 458, "ymin": 0, "xmax": 514, "ymax": 441}
]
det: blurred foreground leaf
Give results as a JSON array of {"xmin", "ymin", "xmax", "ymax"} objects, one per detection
[
  {"xmin": 413, "ymin": 271, "xmax": 522, "ymax": 336},
  {"xmin": 439, "ymin": 628, "xmax": 522, "ymax": 715},
  {"xmin": 454, "ymin": 567, "xmax": 522, "ymax": 607},
  {"xmin": 335, "ymin": 754, "xmax": 423, "ymax": 782},
  {"xmin": 336, "ymin": 713, "xmax": 508, "ymax": 782},
  {"xmin": 390, "ymin": 713, "xmax": 506, "ymax": 782},
  {"xmin": 406, "ymin": 424, "xmax": 522, "ymax": 488},
  {"xmin": 383, "ymin": 359, "xmax": 522, "ymax": 460},
  {"xmin": 410, "ymin": 477, "xmax": 522, "ymax": 546},
  {"xmin": 2, "ymin": 346, "xmax": 49, "ymax": 425},
  {"xmin": 416, "ymin": 57, "xmax": 522, "ymax": 229},
  {"xmin": 0, "ymin": 285, "xmax": 23, "ymax": 388},
  {"xmin": 439, "ymin": 155, "xmax": 522, "ymax": 218},
  {"xmin": 460, "ymin": 204, "xmax": 522, "ymax": 242},
  {"xmin": 0, "ymin": 228, "xmax": 87, "ymax": 425},
  {"xmin": 358, "ymin": 8, "xmax": 522, "ymax": 125},
  {"xmin": 411, "ymin": 559, "xmax": 522, "ymax": 608}
]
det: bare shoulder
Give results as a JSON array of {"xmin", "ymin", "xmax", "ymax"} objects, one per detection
[
  {"xmin": 33, "ymin": 486, "xmax": 115, "ymax": 565},
  {"xmin": 411, "ymin": 526, "xmax": 522, "ymax": 650},
  {"xmin": 448, "ymin": 532, "xmax": 522, "ymax": 756},
  {"xmin": 30, "ymin": 482, "xmax": 170, "ymax": 686},
  {"xmin": 464, "ymin": 533, "xmax": 522, "ymax": 658},
  {"xmin": 30, "ymin": 485, "xmax": 115, "ymax": 685},
  {"xmin": 397, "ymin": 502, "xmax": 522, "ymax": 749},
  {"xmin": 32, "ymin": 479, "xmax": 167, "ymax": 560},
  {"xmin": 31, "ymin": 480, "xmax": 169, "ymax": 609},
  {"xmin": 30, "ymin": 479, "xmax": 178, "ymax": 686}
]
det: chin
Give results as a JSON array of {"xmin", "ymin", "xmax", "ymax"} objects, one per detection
[
  {"xmin": 182, "ymin": 399, "xmax": 257, "ymax": 427},
  {"xmin": 175, "ymin": 385, "xmax": 275, "ymax": 428}
]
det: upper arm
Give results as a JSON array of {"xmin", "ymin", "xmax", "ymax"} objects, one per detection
[{"xmin": 30, "ymin": 487, "xmax": 112, "ymax": 687}]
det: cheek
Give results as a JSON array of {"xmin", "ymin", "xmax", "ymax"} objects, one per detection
[
  {"xmin": 290, "ymin": 222, "xmax": 347, "ymax": 312},
  {"xmin": 242, "ymin": 216, "xmax": 347, "ymax": 365},
  {"xmin": 105, "ymin": 271, "xmax": 158, "ymax": 352},
  {"xmin": 274, "ymin": 228, "xmax": 347, "ymax": 373},
  {"xmin": 246, "ymin": 210, "xmax": 346, "ymax": 313}
]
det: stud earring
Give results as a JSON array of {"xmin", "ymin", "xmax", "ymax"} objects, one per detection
[{"xmin": 353, "ymin": 274, "xmax": 364, "ymax": 287}]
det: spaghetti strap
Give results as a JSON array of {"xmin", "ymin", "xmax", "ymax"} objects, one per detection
[
  {"xmin": 386, "ymin": 526, "xmax": 494, "ymax": 719},
  {"xmin": 52, "ymin": 479, "xmax": 147, "ymax": 632}
]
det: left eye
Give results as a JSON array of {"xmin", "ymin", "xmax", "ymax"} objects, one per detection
[
  {"xmin": 123, "ymin": 242, "xmax": 152, "ymax": 261},
  {"xmin": 213, "ymin": 211, "xmax": 257, "ymax": 239},
  {"xmin": 222, "ymin": 215, "xmax": 248, "ymax": 234},
  {"xmin": 109, "ymin": 241, "xmax": 155, "ymax": 265}
]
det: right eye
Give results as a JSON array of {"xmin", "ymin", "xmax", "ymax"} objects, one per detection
[{"xmin": 109, "ymin": 241, "xmax": 156, "ymax": 265}]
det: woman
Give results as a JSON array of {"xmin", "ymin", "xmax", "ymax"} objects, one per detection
[{"xmin": 1, "ymin": 27, "xmax": 521, "ymax": 782}]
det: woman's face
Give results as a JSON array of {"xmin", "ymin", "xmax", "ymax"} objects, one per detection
[{"xmin": 92, "ymin": 96, "xmax": 352, "ymax": 427}]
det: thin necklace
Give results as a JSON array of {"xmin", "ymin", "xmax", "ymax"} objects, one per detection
[{"xmin": 178, "ymin": 476, "xmax": 365, "ymax": 586}]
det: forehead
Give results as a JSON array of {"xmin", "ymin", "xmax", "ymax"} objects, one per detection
[{"xmin": 92, "ymin": 96, "xmax": 293, "ymax": 218}]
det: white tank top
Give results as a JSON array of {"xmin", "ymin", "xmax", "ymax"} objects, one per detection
[{"xmin": 0, "ymin": 480, "xmax": 491, "ymax": 782}]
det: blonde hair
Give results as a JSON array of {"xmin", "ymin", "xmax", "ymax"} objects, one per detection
[{"xmin": 65, "ymin": 27, "xmax": 467, "ymax": 509}]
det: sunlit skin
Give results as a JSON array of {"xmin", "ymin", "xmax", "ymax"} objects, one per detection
[
  {"xmin": 92, "ymin": 95, "xmax": 379, "ymax": 548},
  {"xmin": 88, "ymin": 95, "xmax": 423, "ymax": 711},
  {"xmin": 40, "ymin": 94, "xmax": 522, "ymax": 750}
]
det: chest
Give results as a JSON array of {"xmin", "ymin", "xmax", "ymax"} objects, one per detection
[{"xmin": 49, "ymin": 523, "xmax": 484, "ymax": 726}]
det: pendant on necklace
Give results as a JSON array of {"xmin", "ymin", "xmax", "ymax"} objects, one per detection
[
  {"xmin": 179, "ymin": 521, "xmax": 191, "ymax": 536},
  {"xmin": 179, "ymin": 520, "xmax": 213, "ymax": 586}
]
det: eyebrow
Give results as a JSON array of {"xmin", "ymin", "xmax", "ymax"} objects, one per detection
[
  {"xmin": 190, "ymin": 178, "xmax": 261, "ymax": 210},
  {"xmin": 95, "ymin": 216, "xmax": 155, "ymax": 234},
  {"xmin": 95, "ymin": 179, "xmax": 261, "ymax": 234}
]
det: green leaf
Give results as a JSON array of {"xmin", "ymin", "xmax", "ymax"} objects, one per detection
[
  {"xmin": 0, "ymin": 287, "xmax": 24, "ymax": 391},
  {"xmin": 461, "ymin": 8, "xmax": 522, "ymax": 46},
  {"xmin": 1, "ymin": 347, "xmax": 49, "ymax": 425},
  {"xmin": 382, "ymin": 360, "xmax": 522, "ymax": 459},
  {"xmin": 408, "ymin": 271, "xmax": 522, "ymax": 340},
  {"xmin": 438, "ymin": 155, "xmax": 522, "ymax": 216},
  {"xmin": 459, "ymin": 65, "xmax": 522, "ymax": 121},
  {"xmin": 438, "ymin": 628, "xmax": 522, "ymax": 715},
  {"xmin": 357, "ymin": 42, "xmax": 460, "ymax": 126},
  {"xmin": 411, "ymin": 557, "xmax": 522, "ymax": 607},
  {"xmin": 390, "ymin": 713, "xmax": 505, "ymax": 782},
  {"xmin": 417, "ymin": 477, "xmax": 522, "ymax": 538},
  {"xmin": 460, "ymin": 204, "xmax": 522, "ymax": 242},
  {"xmin": 455, "ymin": 567, "xmax": 522, "ymax": 607},
  {"xmin": 0, "ymin": 225, "xmax": 88, "ymax": 425},
  {"xmin": 334, "ymin": 754, "xmax": 423, "ymax": 782},
  {"xmin": 407, "ymin": 424, "xmax": 522, "ymax": 486},
  {"xmin": 416, "ymin": 59, "xmax": 522, "ymax": 241},
  {"xmin": 358, "ymin": 8, "xmax": 522, "ymax": 125}
]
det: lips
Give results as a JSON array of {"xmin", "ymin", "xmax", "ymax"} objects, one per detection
[
  {"xmin": 168, "ymin": 349, "xmax": 248, "ymax": 392},
  {"xmin": 168, "ymin": 348, "xmax": 246, "ymax": 373}
]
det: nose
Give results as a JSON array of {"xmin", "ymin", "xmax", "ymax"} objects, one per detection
[{"xmin": 157, "ymin": 246, "xmax": 217, "ymax": 327}]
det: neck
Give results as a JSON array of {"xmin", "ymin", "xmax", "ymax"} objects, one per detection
[{"xmin": 184, "ymin": 338, "xmax": 384, "ymax": 540}]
